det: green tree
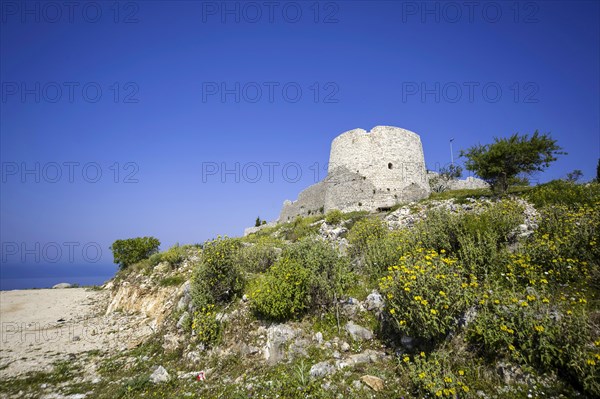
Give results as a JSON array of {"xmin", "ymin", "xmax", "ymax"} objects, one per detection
[
  {"xmin": 439, "ymin": 164, "xmax": 463, "ymax": 180},
  {"xmin": 110, "ymin": 237, "xmax": 160, "ymax": 269},
  {"xmin": 429, "ymin": 164, "xmax": 463, "ymax": 193},
  {"xmin": 596, "ymin": 159, "xmax": 600, "ymax": 182},
  {"xmin": 460, "ymin": 131, "xmax": 564, "ymax": 194},
  {"xmin": 566, "ymin": 169, "xmax": 583, "ymax": 183},
  {"xmin": 255, "ymin": 216, "xmax": 261, "ymax": 227}
]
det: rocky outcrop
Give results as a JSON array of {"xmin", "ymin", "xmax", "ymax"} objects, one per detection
[
  {"xmin": 428, "ymin": 171, "xmax": 489, "ymax": 193},
  {"xmin": 385, "ymin": 197, "xmax": 539, "ymax": 232},
  {"xmin": 361, "ymin": 375, "xmax": 385, "ymax": 391},
  {"xmin": 104, "ymin": 261, "xmax": 194, "ymax": 328},
  {"xmin": 345, "ymin": 321, "xmax": 373, "ymax": 341},
  {"xmin": 150, "ymin": 365, "xmax": 170, "ymax": 383},
  {"xmin": 448, "ymin": 176, "xmax": 489, "ymax": 190},
  {"xmin": 263, "ymin": 324, "xmax": 299, "ymax": 364},
  {"xmin": 105, "ymin": 280, "xmax": 184, "ymax": 327},
  {"xmin": 52, "ymin": 283, "xmax": 72, "ymax": 289}
]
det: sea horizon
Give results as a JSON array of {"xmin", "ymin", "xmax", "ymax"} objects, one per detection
[{"xmin": 0, "ymin": 264, "xmax": 118, "ymax": 291}]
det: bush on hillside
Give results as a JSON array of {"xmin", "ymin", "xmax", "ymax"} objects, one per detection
[
  {"xmin": 363, "ymin": 229, "xmax": 412, "ymax": 279},
  {"xmin": 324, "ymin": 209, "xmax": 344, "ymax": 225},
  {"xmin": 250, "ymin": 257, "xmax": 311, "ymax": 321},
  {"xmin": 237, "ymin": 240, "xmax": 279, "ymax": 273},
  {"xmin": 347, "ymin": 217, "xmax": 388, "ymax": 258},
  {"xmin": 162, "ymin": 243, "xmax": 187, "ymax": 268},
  {"xmin": 110, "ymin": 237, "xmax": 161, "ymax": 269},
  {"xmin": 467, "ymin": 284, "xmax": 599, "ymax": 396},
  {"xmin": 413, "ymin": 200, "xmax": 524, "ymax": 278},
  {"xmin": 404, "ymin": 349, "xmax": 473, "ymax": 398},
  {"xmin": 190, "ymin": 237, "xmax": 244, "ymax": 309},
  {"xmin": 250, "ymin": 238, "xmax": 350, "ymax": 321},
  {"xmin": 379, "ymin": 248, "xmax": 478, "ymax": 342},
  {"xmin": 525, "ymin": 180, "xmax": 600, "ymax": 207},
  {"xmin": 280, "ymin": 216, "xmax": 320, "ymax": 242},
  {"xmin": 522, "ymin": 203, "xmax": 600, "ymax": 285},
  {"xmin": 192, "ymin": 304, "xmax": 221, "ymax": 347}
]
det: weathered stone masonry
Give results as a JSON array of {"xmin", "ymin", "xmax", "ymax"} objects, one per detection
[{"xmin": 279, "ymin": 126, "xmax": 430, "ymax": 221}]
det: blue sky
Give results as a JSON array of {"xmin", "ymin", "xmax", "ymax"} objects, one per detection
[{"xmin": 1, "ymin": 0, "xmax": 599, "ymax": 276}]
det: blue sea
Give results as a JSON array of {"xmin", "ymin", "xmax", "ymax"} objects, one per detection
[{"xmin": 0, "ymin": 264, "xmax": 118, "ymax": 290}]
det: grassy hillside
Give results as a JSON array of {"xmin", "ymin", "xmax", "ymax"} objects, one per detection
[{"xmin": 2, "ymin": 180, "xmax": 599, "ymax": 399}]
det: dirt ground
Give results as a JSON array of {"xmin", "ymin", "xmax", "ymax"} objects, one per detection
[{"xmin": 0, "ymin": 288, "xmax": 153, "ymax": 379}]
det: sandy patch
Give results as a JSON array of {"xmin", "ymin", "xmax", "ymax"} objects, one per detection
[{"xmin": 0, "ymin": 288, "xmax": 153, "ymax": 379}]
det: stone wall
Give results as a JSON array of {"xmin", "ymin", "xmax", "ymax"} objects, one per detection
[
  {"xmin": 447, "ymin": 176, "xmax": 489, "ymax": 190},
  {"xmin": 279, "ymin": 181, "xmax": 328, "ymax": 221},
  {"xmin": 278, "ymin": 126, "xmax": 430, "ymax": 222},
  {"xmin": 428, "ymin": 171, "xmax": 490, "ymax": 192}
]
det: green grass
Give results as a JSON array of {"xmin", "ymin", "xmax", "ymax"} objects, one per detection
[
  {"xmin": 0, "ymin": 359, "xmax": 80, "ymax": 397},
  {"xmin": 428, "ymin": 185, "xmax": 532, "ymax": 202},
  {"xmin": 159, "ymin": 275, "xmax": 186, "ymax": 287}
]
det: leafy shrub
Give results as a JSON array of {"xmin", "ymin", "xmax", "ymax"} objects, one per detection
[
  {"xmin": 190, "ymin": 237, "xmax": 244, "ymax": 309},
  {"xmin": 526, "ymin": 180, "xmax": 600, "ymax": 207},
  {"xmin": 523, "ymin": 203, "xmax": 599, "ymax": 284},
  {"xmin": 324, "ymin": 209, "xmax": 343, "ymax": 225},
  {"xmin": 236, "ymin": 240, "xmax": 279, "ymax": 273},
  {"xmin": 147, "ymin": 252, "xmax": 164, "ymax": 266},
  {"xmin": 161, "ymin": 243, "xmax": 188, "ymax": 268},
  {"xmin": 280, "ymin": 216, "xmax": 320, "ymax": 242},
  {"xmin": 363, "ymin": 230, "xmax": 411, "ymax": 279},
  {"xmin": 455, "ymin": 229, "xmax": 507, "ymax": 279},
  {"xmin": 412, "ymin": 210, "xmax": 456, "ymax": 253},
  {"xmin": 109, "ymin": 236, "xmax": 160, "ymax": 269},
  {"xmin": 457, "ymin": 200, "xmax": 600, "ymax": 396},
  {"xmin": 347, "ymin": 217, "xmax": 388, "ymax": 258},
  {"xmin": 379, "ymin": 249, "xmax": 478, "ymax": 342},
  {"xmin": 461, "ymin": 200, "xmax": 524, "ymax": 244},
  {"xmin": 403, "ymin": 350, "xmax": 473, "ymax": 397},
  {"xmin": 467, "ymin": 285, "xmax": 599, "ymax": 396},
  {"xmin": 192, "ymin": 304, "xmax": 221, "ymax": 347},
  {"xmin": 342, "ymin": 210, "xmax": 369, "ymax": 231},
  {"xmin": 413, "ymin": 200, "xmax": 523, "ymax": 278},
  {"xmin": 250, "ymin": 257, "xmax": 311, "ymax": 320},
  {"xmin": 285, "ymin": 238, "xmax": 351, "ymax": 307},
  {"xmin": 250, "ymin": 238, "xmax": 350, "ymax": 320}
]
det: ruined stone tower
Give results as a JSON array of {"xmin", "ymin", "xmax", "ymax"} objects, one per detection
[{"xmin": 279, "ymin": 126, "xmax": 429, "ymax": 221}]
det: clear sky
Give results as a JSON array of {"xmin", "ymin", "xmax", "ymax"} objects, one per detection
[{"xmin": 1, "ymin": 0, "xmax": 599, "ymax": 277}]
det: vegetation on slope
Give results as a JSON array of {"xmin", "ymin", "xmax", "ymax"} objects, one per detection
[{"xmin": 2, "ymin": 181, "xmax": 599, "ymax": 399}]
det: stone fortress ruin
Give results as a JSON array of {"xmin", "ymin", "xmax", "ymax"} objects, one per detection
[{"xmin": 279, "ymin": 126, "xmax": 431, "ymax": 221}]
